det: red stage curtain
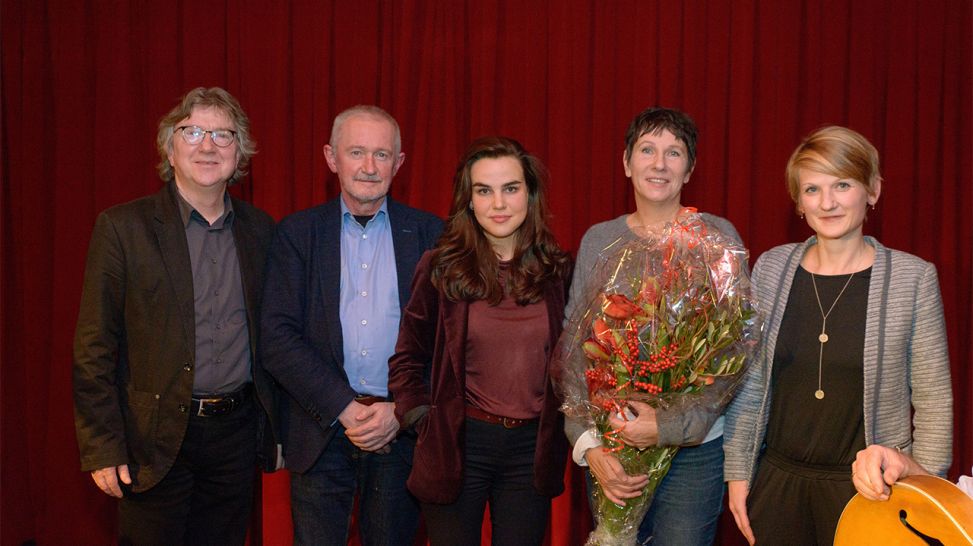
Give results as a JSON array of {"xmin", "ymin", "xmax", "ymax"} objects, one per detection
[{"xmin": 2, "ymin": 2, "xmax": 969, "ymax": 545}]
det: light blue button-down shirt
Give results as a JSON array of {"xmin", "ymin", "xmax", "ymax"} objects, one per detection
[{"xmin": 339, "ymin": 199, "xmax": 400, "ymax": 397}]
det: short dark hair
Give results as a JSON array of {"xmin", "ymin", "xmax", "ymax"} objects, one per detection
[{"xmin": 623, "ymin": 107, "xmax": 699, "ymax": 168}]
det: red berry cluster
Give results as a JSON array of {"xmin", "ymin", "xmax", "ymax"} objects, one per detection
[
  {"xmin": 639, "ymin": 342, "xmax": 679, "ymax": 374},
  {"xmin": 629, "ymin": 343, "xmax": 681, "ymax": 394},
  {"xmin": 633, "ymin": 380, "xmax": 663, "ymax": 394},
  {"xmin": 585, "ymin": 368, "xmax": 617, "ymax": 388},
  {"xmin": 624, "ymin": 320, "xmax": 641, "ymax": 356}
]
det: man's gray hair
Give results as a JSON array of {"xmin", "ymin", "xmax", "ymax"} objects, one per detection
[{"xmin": 330, "ymin": 105, "xmax": 401, "ymax": 156}]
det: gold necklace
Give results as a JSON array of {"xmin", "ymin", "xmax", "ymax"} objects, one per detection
[{"xmin": 809, "ymin": 248, "xmax": 865, "ymax": 401}]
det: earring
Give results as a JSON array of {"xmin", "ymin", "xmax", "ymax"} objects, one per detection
[
  {"xmin": 870, "ymin": 203, "xmax": 876, "ymax": 211},
  {"xmin": 468, "ymin": 202, "xmax": 473, "ymax": 210},
  {"xmin": 798, "ymin": 211, "xmax": 805, "ymax": 219}
]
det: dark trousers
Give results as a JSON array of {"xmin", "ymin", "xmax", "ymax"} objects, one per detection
[
  {"xmin": 422, "ymin": 418, "xmax": 550, "ymax": 546},
  {"xmin": 289, "ymin": 429, "xmax": 420, "ymax": 546},
  {"xmin": 748, "ymin": 449, "xmax": 856, "ymax": 545},
  {"xmin": 118, "ymin": 396, "xmax": 257, "ymax": 546}
]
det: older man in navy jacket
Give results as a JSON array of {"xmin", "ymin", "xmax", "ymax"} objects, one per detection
[{"xmin": 261, "ymin": 105, "xmax": 442, "ymax": 546}]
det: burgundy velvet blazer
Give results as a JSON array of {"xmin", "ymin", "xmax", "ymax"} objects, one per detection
[{"xmin": 389, "ymin": 251, "xmax": 571, "ymax": 504}]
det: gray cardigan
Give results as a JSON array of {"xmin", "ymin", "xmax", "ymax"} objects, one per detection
[
  {"xmin": 723, "ymin": 237, "xmax": 953, "ymax": 484},
  {"xmin": 564, "ymin": 213, "xmax": 743, "ymax": 447}
]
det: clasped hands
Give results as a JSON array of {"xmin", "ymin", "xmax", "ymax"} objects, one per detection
[
  {"xmin": 339, "ymin": 399, "xmax": 400, "ymax": 454},
  {"xmin": 587, "ymin": 401, "xmax": 659, "ymax": 506}
]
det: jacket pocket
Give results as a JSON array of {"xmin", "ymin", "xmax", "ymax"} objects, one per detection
[{"xmin": 123, "ymin": 388, "xmax": 160, "ymax": 465}]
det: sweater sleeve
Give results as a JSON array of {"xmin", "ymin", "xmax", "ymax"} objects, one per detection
[
  {"xmin": 562, "ymin": 221, "xmax": 622, "ymax": 446},
  {"xmin": 722, "ymin": 254, "xmax": 773, "ymax": 483},
  {"xmin": 907, "ymin": 262, "xmax": 953, "ymax": 476}
]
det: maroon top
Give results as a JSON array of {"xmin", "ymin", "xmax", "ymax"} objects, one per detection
[
  {"xmin": 388, "ymin": 251, "xmax": 571, "ymax": 504},
  {"xmin": 465, "ymin": 264, "xmax": 549, "ymax": 419}
]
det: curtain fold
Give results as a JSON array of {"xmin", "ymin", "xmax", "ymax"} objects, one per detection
[{"xmin": 2, "ymin": 1, "xmax": 969, "ymax": 544}]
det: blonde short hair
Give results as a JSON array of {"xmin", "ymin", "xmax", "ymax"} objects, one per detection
[{"xmin": 785, "ymin": 126, "xmax": 881, "ymax": 205}]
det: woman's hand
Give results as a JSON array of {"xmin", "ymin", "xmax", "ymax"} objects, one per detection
[
  {"xmin": 728, "ymin": 480, "xmax": 755, "ymax": 545},
  {"xmin": 607, "ymin": 401, "xmax": 658, "ymax": 449},
  {"xmin": 586, "ymin": 447, "xmax": 650, "ymax": 506},
  {"xmin": 851, "ymin": 445, "xmax": 928, "ymax": 501}
]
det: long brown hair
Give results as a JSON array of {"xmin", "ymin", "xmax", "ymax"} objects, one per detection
[{"xmin": 432, "ymin": 136, "xmax": 569, "ymax": 305}]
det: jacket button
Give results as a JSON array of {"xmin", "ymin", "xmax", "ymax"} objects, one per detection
[
  {"xmin": 183, "ymin": 362, "xmax": 193, "ymax": 371},
  {"xmin": 179, "ymin": 404, "xmax": 188, "ymax": 413}
]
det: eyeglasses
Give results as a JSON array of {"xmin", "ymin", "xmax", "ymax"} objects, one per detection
[{"xmin": 176, "ymin": 125, "xmax": 237, "ymax": 147}]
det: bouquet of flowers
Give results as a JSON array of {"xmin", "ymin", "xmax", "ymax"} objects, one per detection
[{"xmin": 554, "ymin": 210, "xmax": 759, "ymax": 545}]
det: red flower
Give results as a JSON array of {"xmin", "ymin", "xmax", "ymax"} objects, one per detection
[
  {"xmin": 582, "ymin": 339, "xmax": 612, "ymax": 361},
  {"xmin": 592, "ymin": 318, "xmax": 614, "ymax": 346},
  {"xmin": 603, "ymin": 294, "xmax": 645, "ymax": 320}
]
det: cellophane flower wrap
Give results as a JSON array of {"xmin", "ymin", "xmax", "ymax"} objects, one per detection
[{"xmin": 554, "ymin": 210, "xmax": 759, "ymax": 545}]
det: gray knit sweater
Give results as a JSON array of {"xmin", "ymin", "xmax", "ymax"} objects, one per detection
[
  {"xmin": 564, "ymin": 213, "xmax": 744, "ymax": 448},
  {"xmin": 723, "ymin": 236, "xmax": 953, "ymax": 484}
]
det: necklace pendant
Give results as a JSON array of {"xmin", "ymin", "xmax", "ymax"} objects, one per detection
[
  {"xmin": 814, "ymin": 389, "xmax": 825, "ymax": 400},
  {"xmin": 819, "ymin": 333, "xmax": 829, "ymax": 343}
]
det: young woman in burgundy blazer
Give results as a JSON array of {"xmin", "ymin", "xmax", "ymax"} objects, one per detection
[{"xmin": 388, "ymin": 136, "xmax": 572, "ymax": 546}]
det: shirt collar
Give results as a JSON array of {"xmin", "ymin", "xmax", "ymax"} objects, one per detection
[
  {"xmin": 175, "ymin": 188, "xmax": 234, "ymax": 229},
  {"xmin": 340, "ymin": 197, "xmax": 389, "ymax": 226}
]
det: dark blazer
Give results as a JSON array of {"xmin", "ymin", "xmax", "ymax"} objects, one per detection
[
  {"xmin": 260, "ymin": 197, "xmax": 443, "ymax": 474},
  {"xmin": 388, "ymin": 251, "xmax": 571, "ymax": 504},
  {"xmin": 72, "ymin": 182, "xmax": 279, "ymax": 492}
]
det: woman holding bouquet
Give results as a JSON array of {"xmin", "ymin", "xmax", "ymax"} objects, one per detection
[
  {"xmin": 724, "ymin": 126, "xmax": 952, "ymax": 545},
  {"xmin": 388, "ymin": 137, "xmax": 571, "ymax": 545},
  {"xmin": 564, "ymin": 107, "xmax": 745, "ymax": 544}
]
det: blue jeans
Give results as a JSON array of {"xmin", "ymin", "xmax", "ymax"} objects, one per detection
[
  {"xmin": 586, "ymin": 436, "xmax": 725, "ymax": 546},
  {"xmin": 290, "ymin": 429, "xmax": 420, "ymax": 546}
]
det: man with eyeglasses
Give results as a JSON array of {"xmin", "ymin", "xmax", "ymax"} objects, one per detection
[
  {"xmin": 72, "ymin": 87, "xmax": 280, "ymax": 545},
  {"xmin": 261, "ymin": 105, "xmax": 443, "ymax": 545}
]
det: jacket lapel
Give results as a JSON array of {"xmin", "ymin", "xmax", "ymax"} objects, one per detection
[
  {"xmin": 441, "ymin": 296, "xmax": 469, "ymax": 387},
  {"xmin": 388, "ymin": 199, "xmax": 420, "ymax": 309},
  {"xmin": 152, "ymin": 184, "xmax": 196, "ymax": 354},
  {"xmin": 318, "ymin": 199, "xmax": 345, "ymax": 366},
  {"xmin": 231, "ymin": 200, "xmax": 260, "ymax": 355}
]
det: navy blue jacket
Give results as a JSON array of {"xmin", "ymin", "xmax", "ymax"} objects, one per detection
[{"xmin": 260, "ymin": 197, "xmax": 443, "ymax": 473}]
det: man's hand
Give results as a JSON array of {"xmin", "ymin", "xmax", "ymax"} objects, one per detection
[
  {"xmin": 586, "ymin": 447, "xmax": 650, "ymax": 506},
  {"xmin": 727, "ymin": 480, "xmax": 755, "ymax": 545},
  {"xmin": 91, "ymin": 465, "xmax": 131, "ymax": 498},
  {"xmin": 608, "ymin": 401, "xmax": 658, "ymax": 449},
  {"xmin": 851, "ymin": 445, "xmax": 928, "ymax": 501},
  {"xmin": 339, "ymin": 401, "xmax": 399, "ymax": 453}
]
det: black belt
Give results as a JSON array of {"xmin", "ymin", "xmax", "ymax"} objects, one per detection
[{"xmin": 191, "ymin": 384, "xmax": 252, "ymax": 417}]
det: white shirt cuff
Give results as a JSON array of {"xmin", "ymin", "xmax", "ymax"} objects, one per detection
[{"xmin": 572, "ymin": 428, "xmax": 602, "ymax": 467}]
